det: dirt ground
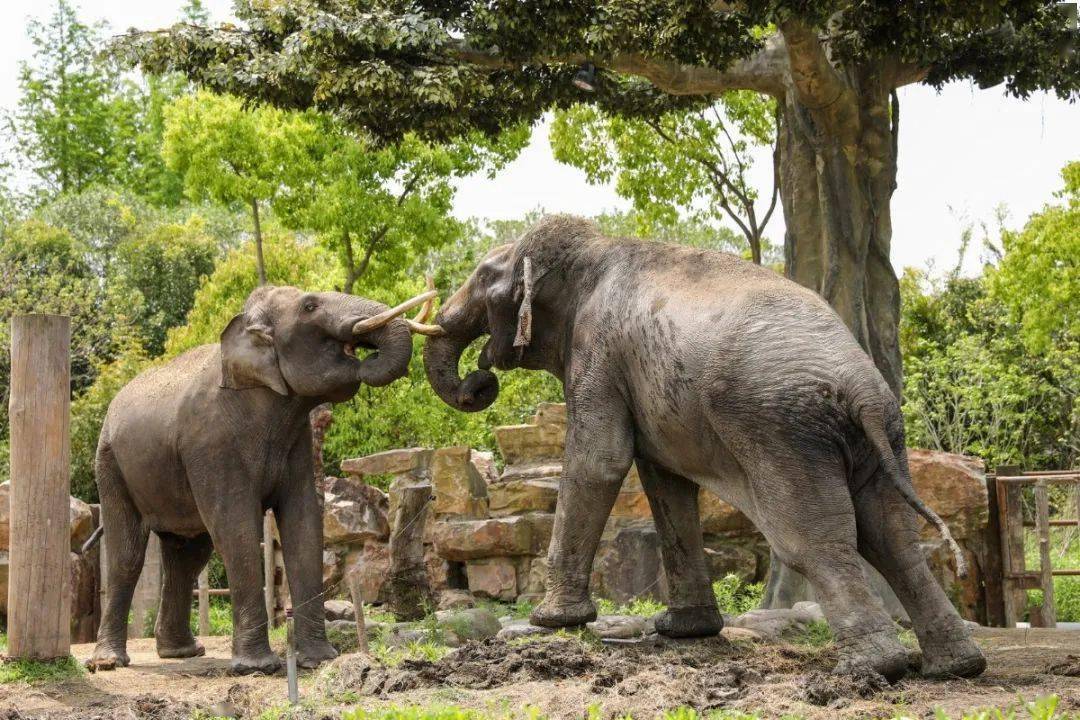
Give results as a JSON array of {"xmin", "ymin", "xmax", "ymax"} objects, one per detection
[{"xmin": 2, "ymin": 627, "xmax": 1079, "ymax": 719}]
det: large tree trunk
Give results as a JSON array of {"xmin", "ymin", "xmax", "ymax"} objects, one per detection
[{"xmin": 761, "ymin": 60, "xmax": 905, "ymax": 609}]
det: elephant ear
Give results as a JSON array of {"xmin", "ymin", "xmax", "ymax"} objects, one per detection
[
  {"xmin": 220, "ymin": 313, "xmax": 290, "ymax": 395},
  {"xmin": 512, "ymin": 256, "xmax": 534, "ymax": 349}
]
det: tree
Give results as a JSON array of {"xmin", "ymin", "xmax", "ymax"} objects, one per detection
[
  {"xmin": 8, "ymin": 0, "xmax": 138, "ymax": 196},
  {"xmin": 163, "ymin": 91, "xmax": 326, "ymax": 284},
  {"xmin": 551, "ymin": 91, "xmax": 779, "ymax": 264},
  {"xmin": 117, "ymin": 1, "xmax": 1079, "ymax": 398},
  {"xmin": 276, "ymin": 125, "xmax": 528, "ymax": 294}
]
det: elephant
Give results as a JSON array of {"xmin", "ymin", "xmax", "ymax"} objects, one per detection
[
  {"xmin": 421, "ymin": 215, "xmax": 986, "ymax": 681},
  {"xmin": 89, "ymin": 284, "xmax": 432, "ymax": 674}
]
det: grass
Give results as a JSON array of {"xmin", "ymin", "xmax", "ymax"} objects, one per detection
[{"xmin": 0, "ymin": 655, "xmax": 83, "ymax": 684}]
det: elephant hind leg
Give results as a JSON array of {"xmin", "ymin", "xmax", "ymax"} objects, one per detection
[
  {"xmin": 853, "ymin": 468, "xmax": 986, "ymax": 678},
  {"xmin": 91, "ymin": 440, "xmax": 149, "ymax": 670},
  {"xmin": 637, "ymin": 459, "xmax": 722, "ymax": 638},
  {"xmin": 155, "ymin": 532, "xmax": 213, "ymax": 659}
]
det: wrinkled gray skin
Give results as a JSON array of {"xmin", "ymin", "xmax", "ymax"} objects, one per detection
[
  {"xmin": 424, "ymin": 215, "xmax": 986, "ymax": 681},
  {"xmin": 91, "ymin": 286, "xmax": 412, "ymax": 675}
]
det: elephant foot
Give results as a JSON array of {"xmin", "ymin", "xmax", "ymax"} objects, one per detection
[
  {"xmin": 157, "ymin": 638, "xmax": 206, "ymax": 659},
  {"xmin": 920, "ymin": 637, "xmax": 986, "ymax": 679},
  {"xmin": 230, "ymin": 651, "xmax": 283, "ymax": 676},
  {"xmin": 653, "ymin": 605, "xmax": 724, "ymax": 638},
  {"xmin": 834, "ymin": 629, "xmax": 910, "ymax": 683},
  {"xmin": 296, "ymin": 639, "xmax": 338, "ymax": 669},
  {"xmin": 87, "ymin": 643, "xmax": 130, "ymax": 671},
  {"xmin": 530, "ymin": 596, "xmax": 597, "ymax": 628}
]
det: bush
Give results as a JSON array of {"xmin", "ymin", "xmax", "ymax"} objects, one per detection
[{"xmin": 712, "ymin": 574, "xmax": 764, "ymax": 615}]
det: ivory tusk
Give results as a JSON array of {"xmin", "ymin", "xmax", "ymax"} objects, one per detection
[
  {"xmin": 405, "ymin": 319, "xmax": 447, "ymax": 337},
  {"xmin": 353, "ymin": 289, "xmax": 438, "ymax": 335},
  {"xmin": 412, "ymin": 276, "xmax": 437, "ymax": 324}
]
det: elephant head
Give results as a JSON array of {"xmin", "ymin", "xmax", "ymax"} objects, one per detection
[
  {"xmin": 422, "ymin": 216, "xmax": 599, "ymax": 411},
  {"xmin": 221, "ymin": 285, "xmax": 434, "ymax": 403}
]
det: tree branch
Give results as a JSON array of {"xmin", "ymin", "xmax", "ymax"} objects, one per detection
[
  {"xmin": 453, "ymin": 34, "xmax": 789, "ymax": 98},
  {"xmin": 778, "ymin": 19, "xmax": 852, "ymax": 110}
]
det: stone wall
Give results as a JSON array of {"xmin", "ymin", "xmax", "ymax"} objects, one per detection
[{"xmin": 323, "ymin": 403, "xmax": 991, "ymax": 621}]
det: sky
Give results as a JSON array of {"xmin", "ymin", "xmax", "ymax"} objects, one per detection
[{"xmin": 2, "ymin": 0, "xmax": 1078, "ymax": 277}]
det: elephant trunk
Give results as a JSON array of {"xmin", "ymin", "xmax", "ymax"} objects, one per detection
[
  {"xmin": 422, "ymin": 303, "xmax": 499, "ymax": 412},
  {"xmin": 355, "ymin": 318, "xmax": 412, "ymax": 387}
]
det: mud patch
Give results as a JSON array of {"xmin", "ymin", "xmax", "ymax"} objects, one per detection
[
  {"xmin": 801, "ymin": 669, "xmax": 891, "ymax": 707},
  {"xmin": 1048, "ymin": 655, "xmax": 1080, "ymax": 677}
]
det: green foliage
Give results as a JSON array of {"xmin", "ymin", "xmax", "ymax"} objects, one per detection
[
  {"xmin": 551, "ymin": 94, "xmax": 781, "ymax": 264},
  {"xmin": 594, "ymin": 595, "xmax": 667, "ymax": 618},
  {"xmin": 0, "ymin": 655, "xmax": 83, "ymax": 685},
  {"xmin": 927, "ymin": 695, "xmax": 1068, "ymax": 720},
  {"xmin": 900, "ymin": 163, "xmax": 1079, "ymax": 470},
  {"xmin": 793, "ymin": 620, "xmax": 834, "ymax": 647},
  {"xmin": 712, "ymin": 574, "xmax": 764, "ymax": 616},
  {"xmin": 342, "ymin": 707, "xmax": 519, "ymax": 720},
  {"xmin": 188, "ymin": 597, "xmax": 233, "ymax": 637}
]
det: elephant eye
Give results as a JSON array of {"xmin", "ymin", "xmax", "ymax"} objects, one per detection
[{"xmin": 303, "ymin": 302, "xmax": 318, "ymax": 313}]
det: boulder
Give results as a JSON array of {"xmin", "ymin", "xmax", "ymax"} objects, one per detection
[
  {"xmin": 341, "ymin": 448, "xmax": 432, "ymax": 479},
  {"xmin": 325, "ymin": 619, "xmax": 383, "ymax": 654},
  {"xmin": 325, "ymin": 599, "xmax": 355, "ymax": 622},
  {"xmin": 610, "ymin": 469, "xmax": 652, "ymax": 521},
  {"xmin": 431, "ymin": 447, "xmax": 489, "ymax": 518},
  {"xmin": 0, "ymin": 482, "xmax": 94, "ymax": 552},
  {"xmin": 432, "ymin": 514, "xmax": 553, "ymax": 561},
  {"xmin": 323, "ymin": 481, "xmax": 390, "ymax": 545},
  {"xmin": 497, "ymin": 619, "xmax": 555, "ymax": 641},
  {"xmin": 729, "ymin": 605, "xmax": 823, "ymax": 640},
  {"xmin": 720, "ymin": 626, "xmax": 764, "ymax": 643},
  {"xmin": 494, "ymin": 424, "xmax": 565, "ymax": 467},
  {"xmin": 591, "ymin": 525, "xmax": 666, "ymax": 605},
  {"xmin": 519, "ymin": 555, "xmax": 548, "ymax": 596},
  {"xmin": 703, "ymin": 544, "xmax": 759, "ymax": 583},
  {"xmin": 435, "ymin": 608, "xmax": 502, "ymax": 641},
  {"xmin": 323, "ymin": 548, "xmax": 344, "ymax": 591},
  {"xmin": 487, "ymin": 479, "xmax": 559, "ymax": 517},
  {"xmin": 907, "ymin": 450, "xmax": 988, "ymax": 540},
  {"xmin": 586, "ymin": 615, "xmax": 648, "ymax": 640},
  {"xmin": 437, "ymin": 589, "xmax": 476, "ymax": 610},
  {"xmin": 342, "ymin": 540, "xmax": 390, "ymax": 604},
  {"xmin": 470, "ymin": 450, "xmax": 500, "ymax": 486},
  {"xmin": 698, "ymin": 490, "xmax": 755, "ymax": 535},
  {"xmin": 466, "ymin": 559, "xmax": 518, "ymax": 600}
]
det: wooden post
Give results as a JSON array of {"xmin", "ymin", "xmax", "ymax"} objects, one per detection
[
  {"xmin": 997, "ymin": 465, "xmax": 1025, "ymax": 627},
  {"xmin": 1034, "ymin": 480, "xmax": 1057, "ymax": 628},
  {"xmin": 387, "ymin": 481, "xmax": 433, "ymax": 620},
  {"xmin": 982, "ymin": 473, "xmax": 1006, "ymax": 626},
  {"xmin": 7, "ymin": 314, "xmax": 71, "ymax": 660},
  {"xmin": 130, "ymin": 533, "xmax": 162, "ymax": 638},
  {"xmin": 345, "ymin": 569, "xmax": 369, "ymax": 654},
  {"xmin": 264, "ymin": 512, "xmax": 276, "ymax": 627},
  {"xmin": 198, "ymin": 567, "xmax": 210, "ymax": 636}
]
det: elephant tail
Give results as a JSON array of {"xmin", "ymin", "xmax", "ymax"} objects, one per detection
[{"xmin": 854, "ymin": 391, "xmax": 968, "ymax": 578}]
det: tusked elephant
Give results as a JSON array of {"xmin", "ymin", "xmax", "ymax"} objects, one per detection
[
  {"xmin": 90, "ymin": 284, "xmax": 433, "ymax": 674},
  {"xmin": 421, "ymin": 215, "xmax": 986, "ymax": 681}
]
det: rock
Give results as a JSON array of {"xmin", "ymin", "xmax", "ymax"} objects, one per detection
[
  {"xmin": 907, "ymin": 450, "xmax": 988, "ymax": 540},
  {"xmin": 487, "ymin": 479, "xmax": 559, "ymax": 517},
  {"xmin": 519, "ymin": 555, "xmax": 548, "ymax": 596},
  {"xmin": 342, "ymin": 541, "xmax": 390, "ymax": 604},
  {"xmin": 432, "ymin": 514, "xmax": 553, "ymax": 561},
  {"xmin": 0, "ymin": 552, "xmax": 8, "ymax": 614},
  {"xmin": 533, "ymin": 402, "xmax": 567, "ymax": 426},
  {"xmin": 323, "ymin": 482, "xmax": 390, "ymax": 546},
  {"xmin": 435, "ymin": 608, "xmax": 502, "ymax": 641},
  {"xmin": 69, "ymin": 550, "xmax": 98, "ymax": 643},
  {"xmin": 0, "ymin": 483, "xmax": 95, "ymax": 552},
  {"xmin": 499, "ymin": 462, "xmax": 565, "ymax": 483},
  {"xmin": 466, "ymin": 559, "xmax": 518, "ymax": 600},
  {"xmin": 586, "ymin": 615, "xmax": 648, "ymax": 640},
  {"xmin": 703, "ymin": 545, "xmax": 758, "ymax": 583},
  {"xmin": 382, "ymin": 622, "xmax": 432, "ymax": 648},
  {"xmin": 497, "ymin": 619, "xmax": 556, "ymax": 641},
  {"xmin": 720, "ymin": 626, "xmax": 764, "ymax": 643},
  {"xmin": 470, "ymin": 450, "xmax": 500, "ymax": 486},
  {"xmin": 729, "ymin": 607, "xmax": 822, "ymax": 639},
  {"xmin": 437, "ymin": 589, "xmax": 476, "ymax": 610},
  {"xmin": 431, "ymin": 447, "xmax": 489, "ymax": 518},
  {"xmin": 591, "ymin": 525, "xmax": 666, "ymax": 605},
  {"xmin": 791, "ymin": 601, "xmax": 825, "ymax": 622},
  {"xmin": 323, "ymin": 548, "xmax": 344, "ymax": 591},
  {"xmin": 698, "ymin": 489, "xmax": 756, "ymax": 535},
  {"xmin": 325, "ymin": 599, "xmax": 355, "ymax": 622},
  {"xmin": 494, "ymin": 424, "xmax": 565, "ymax": 467},
  {"xmin": 341, "ymin": 448, "xmax": 432, "ymax": 479}
]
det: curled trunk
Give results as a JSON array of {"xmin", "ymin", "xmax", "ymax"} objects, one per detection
[
  {"xmin": 422, "ymin": 308, "xmax": 499, "ymax": 412},
  {"xmin": 356, "ymin": 318, "xmax": 413, "ymax": 387}
]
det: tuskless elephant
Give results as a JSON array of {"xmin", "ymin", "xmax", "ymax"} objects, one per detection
[
  {"xmin": 90, "ymin": 284, "xmax": 433, "ymax": 674},
  {"xmin": 421, "ymin": 215, "xmax": 986, "ymax": 681}
]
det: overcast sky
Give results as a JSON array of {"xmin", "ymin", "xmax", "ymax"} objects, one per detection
[{"xmin": 3, "ymin": 0, "xmax": 1078, "ymax": 276}]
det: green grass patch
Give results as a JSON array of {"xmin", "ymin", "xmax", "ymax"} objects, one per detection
[
  {"xmin": 594, "ymin": 595, "xmax": 666, "ymax": 618},
  {"xmin": 791, "ymin": 619, "xmax": 833, "ymax": 647},
  {"xmin": 189, "ymin": 596, "xmax": 234, "ymax": 637},
  {"xmin": 713, "ymin": 574, "xmax": 764, "ymax": 616},
  {"xmin": 0, "ymin": 655, "xmax": 83, "ymax": 684}
]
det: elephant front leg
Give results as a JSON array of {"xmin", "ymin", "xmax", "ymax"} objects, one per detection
[
  {"xmin": 531, "ymin": 397, "xmax": 634, "ymax": 628},
  {"xmin": 205, "ymin": 504, "xmax": 281, "ymax": 675},
  {"xmin": 275, "ymin": 449, "xmax": 337, "ymax": 669}
]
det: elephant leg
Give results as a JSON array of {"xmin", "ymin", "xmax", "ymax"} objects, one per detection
[
  {"xmin": 90, "ymin": 442, "xmax": 148, "ymax": 670},
  {"xmin": 155, "ymin": 532, "xmax": 212, "ymax": 659},
  {"xmin": 853, "ymin": 470, "xmax": 986, "ymax": 678},
  {"xmin": 637, "ymin": 459, "xmax": 722, "ymax": 637},
  {"xmin": 274, "ymin": 440, "xmax": 336, "ymax": 669},
  {"xmin": 531, "ymin": 393, "xmax": 634, "ymax": 628},
  {"xmin": 201, "ymin": 497, "xmax": 281, "ymax": 675},
  {"xmin": 737, "ymin": 452, "xmax": 908, "ymax": 680}
]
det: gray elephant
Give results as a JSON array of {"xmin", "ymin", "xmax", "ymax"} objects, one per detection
[
  {"xmin": 421, "ymin": 215, "xmax": 986, "ymax": 681},
  {"xmin": 90, "ymin": 284, "xmax": 432, "ymax": 674}
]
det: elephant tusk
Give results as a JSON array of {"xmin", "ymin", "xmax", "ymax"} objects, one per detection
[
  {"xmin": 412, "ymin": 276, "xmax": 437, "ymax": 324},
  {"xmin": 353, "ymin": 289, "xmax": 438, "ymax": 335},
  {"xmin": 405, "ymin": 319, "xmax": 447, "ymax": 337}
]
